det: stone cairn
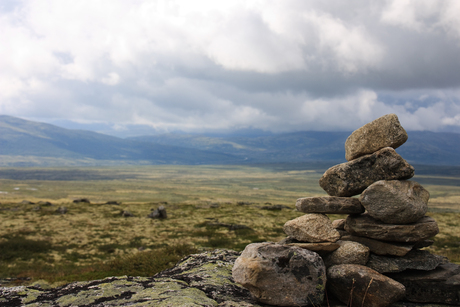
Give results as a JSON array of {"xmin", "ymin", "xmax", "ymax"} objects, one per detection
[{"xmin": 232, "ymin": 114, "xmax": 460, "ymax": 307}]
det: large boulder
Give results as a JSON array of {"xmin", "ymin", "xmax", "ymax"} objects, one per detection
[
  {"xmin": 296, "ymin": 196, "xmax": 364, "ymax": 214},
  {"xmin": 327, "ymin": 264, "xmax": 405, "ymax": 307},
  {"xmin": 345, "ymin": 113, "xmax": 408, "ymax": 161},
  {"xmin": 319, "ymin": 147, "xmax": 414, "ymax": 197},
  {"xmin": 366, "ymin": 250, "xmax": 449, "ymax": 273},
  {"xmin": 360, "ymin": 180, "xmax": 429, "ymax": 224},
  {"xmin": 232, "ymin": 242, "xmax": 326, "ymax": 306},
  {"xmin": 283, "ymin": 213, "xmax": 340, "ymax": 243},
  {"xmin": 345, "ymin": 214, "xmax": 439, "ymax": 243}
]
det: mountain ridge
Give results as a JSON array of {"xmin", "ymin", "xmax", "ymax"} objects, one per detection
[{"xmin": 1, "ymin": 115, "xmax": 459, "ymax": 166}]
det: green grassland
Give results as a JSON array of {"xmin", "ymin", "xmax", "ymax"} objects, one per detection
[{"xmin": 0, "ymin": 164, "xmax": 459, "ymax": 286}]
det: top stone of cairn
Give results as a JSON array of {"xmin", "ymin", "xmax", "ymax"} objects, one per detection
[{"xmin": 345, "ymin": 114, "xmax": 408, "ymax": 161}]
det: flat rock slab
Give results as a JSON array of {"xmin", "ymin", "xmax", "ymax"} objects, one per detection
[
  {"xmin": 366, "ymin": 250, "xmax": 449, "ymax": 273},
  {"xmin": 232, "ymin": 242, "xmax": 326, "ymax": 306},
  {"xmin": 287, "ymin": 242, "xmax": 340, "ymax": 252},
  {"xmin": 284, "ymin": 213, "xmax": 341, "ymax": 243},
  {"xmin": 345, "ymin": 214, "xmax": 439, "ymax": 243},
  {"xmin": 387, "ymin": 263, "xmax": 460, "ymax": 305},
  {"xmin": 296, "ymin": 196, "xmax": 364, "ymax": 214},
  {"xmin": 340, "ymin": 234, "xmax": 414, "ymax": 257},
  {"xmin": 327, "ymin": 264, "xmax": 406, "ymax": 307},
  {"xmin": 360, "ymin": 180, "xmax": 429, "ymax": 224},
  {"xmin": 345, "ymin": 113, "xmax": 408, "ymax": 161},
  {"xmin": 324, "ymin": 241, "xmax": 370, "ymax": 267},
  {"xmin": 0, "ymin": 249, "xmax": 263, "ymax": 307},
  {"xmin": 319, "ymin": 147, "xmax": 415, "ymax": 197}
]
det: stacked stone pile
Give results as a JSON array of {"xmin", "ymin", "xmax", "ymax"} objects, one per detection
[{"xmin": 233, "ymin": 114, "xmax": 460, "ymax": 307}]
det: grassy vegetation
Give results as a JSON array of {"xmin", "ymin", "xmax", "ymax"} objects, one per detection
[{"xmin": 0, "ymin": 164, "xmax": 459, "ymax": 287}]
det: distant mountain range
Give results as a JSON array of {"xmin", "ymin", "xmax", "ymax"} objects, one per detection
[{"xmin": 1, "ymin": 115, "xmax": 460, "ymax": 167}]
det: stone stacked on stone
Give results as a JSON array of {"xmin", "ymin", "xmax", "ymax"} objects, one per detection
[{"xmin": 233, "ymin": 114, "xmax": 460, "ymax": 307}]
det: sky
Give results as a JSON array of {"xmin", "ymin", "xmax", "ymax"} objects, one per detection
[{"xmin": 1, "ymin": 0, "xmax": 460, "ymax": 136}]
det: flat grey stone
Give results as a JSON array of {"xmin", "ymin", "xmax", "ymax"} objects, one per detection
[
  {"xmin": 345, "ymin": 214, "xmax": 439, "ymax": 243},
  {"xmin": 232, "ymin": 242, "xmax": 326, "ymax": 306},
  {"xmin": 360, "ymin": 180, "xmax": 429, "ymax": 224},
  {"xmin": 366, "ymin": 250, "xmax": 449, "ymax": 273},
  {"xmin": 340, "ymin": 234, "xmax": 414, "ymax": 257},
  {"xmin": 345, "ymin": 113, "xmax": 408, "ymax": 161},
  {"xmin": 319, "ymin": 147, "xmax": 414, "ymax": 197},
  {"xmin": 287, "ymin": 242, "xmax": 340, "ymax": 252},
  {"xmin": 296, "ymin": 196, "xmax": 364, "ymax": 214}
]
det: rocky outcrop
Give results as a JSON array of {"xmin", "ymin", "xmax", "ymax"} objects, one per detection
[{"xmin": 0, "ymin": 249, "xmax": 262, "ymax": 307}]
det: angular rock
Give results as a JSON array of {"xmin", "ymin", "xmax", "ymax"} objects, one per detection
[
  {"xmin": 340, "ymin": 234, "xmax": 414, "ymax": 256},
  {"xmin": 148, "ymin": 206, "xmax": 167, "ymax": 219},
  {"xmin": 345, "ymin": 113, "xmax": 408, "ymax": 161},
  {"xmin": 332, "ymin": 219, "xmax": 346, "ymax": 230},
  {"xmin": 232, "ymin": 242, "xmax": 326, "ymax": 306},
  {"xmin": 387, "ymin": 263, "xmax": 460, "ymax": 305},
  {"xmin": 296, "ymin": 196, "xmax": 364, "ymax": 214},
  {"xmin": 283, "ymin": 213, "xmax": 340, "ymax": 243},
  {"xmin": 327, "ymin": 264, "xmax": 405, "ymax": 307},
  {"xmin": 345, "ymin": 214, "xmax": 439, "ymax": 243},
  {"xmin": 324, "ymin": 241, "xmax": 370, "ymax": 267},
  {"xmin": 287, "ymin": 242, "xmax": 340, "ymax": 253},
  {"xmin": 360, "ymin": 180, "xmax": 429, "ymax": 224},
  {"xmin": 366, "ymin": 250, "xmax": 449, "ymax": 273},
  {"xmin": 319, "ymin": 147, "xmax": 414, "ymax": 197}
]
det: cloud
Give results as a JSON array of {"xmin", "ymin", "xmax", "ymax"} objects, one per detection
[{"xmin": 0, "ymin": 0, "xmax": 459, "ymax": 134}]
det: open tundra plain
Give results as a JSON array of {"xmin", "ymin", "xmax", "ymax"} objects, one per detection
[{"xmin": 0, "ymin": 164, "xmax": 459, "ymax": 286}]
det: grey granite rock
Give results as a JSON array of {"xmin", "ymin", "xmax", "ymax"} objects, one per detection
[
  {"xmin": 327, "ymin": 264, "xmax": 406, "ymax": 307},
  {"xmin": 340, "ymin": 234, "xmax": 414, "ymax": 256},
  {"xmin": 366, "ymin": 250, "xmax": 449, "ymax": 273},
  {"xmin": 283, "ymin": 213, "xmax": 341, "ymax": 243},
  {"xmin": 345, "ymin": 113, "xmax": 408, "ymax": 161},
  {"xmin": 319, "ymin": 147, "xmax": 415, "ymax": 197},
  {"xmin": 360, "ymin": 180, "xmax": 429, "ymax": 224},
  {"xmin": 345, "ymin": 214, "xmax": 439, "ymax": 243},
  {"xmin": 324, "ymin": 241, "xmax": 370, "ymax": 267},
  {"xmin": 296, "ymin": 196, "xmax": 364, "ymax": 214},
  {"xmin": 232, "ymin": 242, "xmax": 326, "ymax": 306}
]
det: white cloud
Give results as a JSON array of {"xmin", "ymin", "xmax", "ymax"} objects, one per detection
[{"xmin": 0, "ymin": 0, "xmax": 459, "ymax": 134}]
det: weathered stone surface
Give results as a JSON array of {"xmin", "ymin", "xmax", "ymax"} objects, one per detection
[
  {"xmin": 340, "ymin": 234, "xmax": 414, "ymax": 256},
  {"xmin": 332, "ymin": 218, "xmax": 346, "ymax": 230},
  {"xmin": 148, "ymin": 205, "xmax": 167, "ymax": 219},
  {"xmin": 319, "ymin": 147, "xmax": 415, "ymax": 197},
  {"xmin": 366, "ymin": 250, "xmax": 449, "ymax": 273},
  {"xmin": 345, "ymin": 214, "xmax": 439, "ymax": 243},
  {"xmin": 283, "ymin": 213, "xmax": 341, "ymax": 243},
  {"xmin": 327, "ymin": 264, "xmax": 406, "ymax": 307},
  {"xmin": 0, "ymin": 249, "xmax": 263, "ymax": 307},
  {"xmin": 360, "ymin": 180, "xmax": 429, "ymax": 224},
  {"xmin": 296, "ymin": 196, "xmax": 364, "ymax": 214},
  {"xmin": 232, "ymin": 242, "xmax": 326, "ymax": 306},
  {"xmin": 287, "ymin": 242, "xmax": 340, "ymax": 252},
  {"xmin": 345, "ymin": 113, "xmax": 408, "ymax": 161},
  {"xmin": 324, "ymin": 241, "xmax": 370, "ymax": 267},
  {"xmin": 387, "ymin": 263, "xmax": 460, "ymax": 305}
]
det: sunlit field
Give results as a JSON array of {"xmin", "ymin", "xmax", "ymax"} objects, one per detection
[{"xmin": 0, "ymin": 164, "xmax": 459, "ymax": 286}]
